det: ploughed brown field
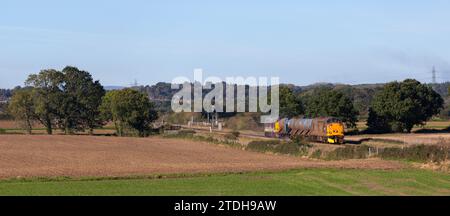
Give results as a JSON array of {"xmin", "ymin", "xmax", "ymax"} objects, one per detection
[{"xmin": 0, "ymin": 135, "xmax": 405, "ymax": 179}]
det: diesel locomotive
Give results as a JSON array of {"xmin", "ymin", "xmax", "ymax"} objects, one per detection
[{"xmin": 265, "ymin": 117, "xmax": 345, "ymax": 144}]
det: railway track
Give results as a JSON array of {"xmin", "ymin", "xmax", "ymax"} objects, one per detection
[
  {"xmin": 179, "ymin": 126, "xmax": 350, "ymax": 145},
  {"xmin": 179, "ymin": 126, "xmax": 270, "ymax": 139}
]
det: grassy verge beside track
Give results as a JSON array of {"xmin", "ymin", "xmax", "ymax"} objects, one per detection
[{"xmin": 0, "ymin": 168, "xmax": 449, "ymax": 196}]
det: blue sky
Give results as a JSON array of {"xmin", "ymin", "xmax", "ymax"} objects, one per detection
[{"xmin": 1, "ymin": 0, "xmax": 450, "ymax": 88}]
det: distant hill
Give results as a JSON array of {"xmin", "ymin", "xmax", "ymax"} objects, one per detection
[
  {"xmin": 0, "ymin": 89, "xmax": 12, "ymax": 101},
  {"xmin": 104, "ymin": 86, "xmax": 126, "ymax": 91},
  {"xmin": 430, "ymin": 82, "xmax": 450, "ymax": 97}
]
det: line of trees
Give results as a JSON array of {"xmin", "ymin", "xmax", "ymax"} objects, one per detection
[
  {"xmin": 6, "ymin": 68, "xmax": 444, "ymax": 135},
  {"xmin": 279, "ymin": 79, "xmax": 444, "ymax": 133},
  {"xmin": 7, "ymin": 66, "xmax": 158, "ymax": 136}
]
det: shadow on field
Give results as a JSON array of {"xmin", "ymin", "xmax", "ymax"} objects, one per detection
[
  {"xmin": 345, "ymin": 139, "xmax": 370, "ymax": 145},
  {"xmin": 414, "ymin": 126, "xmax": 450, "ymax": 134},
  {"xmin": 345, "ymin": 138, "xmax": 405, "ymax": 145}
]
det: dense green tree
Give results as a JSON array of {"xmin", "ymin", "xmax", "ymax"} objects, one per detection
[
  {"xmin": 59, "ymin": 66, "xmax": 105, "ymax": 134},
  {"xmin": 7, "ymin": 88, "xmax": 35, "ymax": 134},
  {"xmin": 279, "ymin": 86, "xmax": 304, "ymax": 118},
  {"xmin": 25, "ymin": 69, "xmax": 65, "ymax": 134},
  {"xmin": 367, "ymin": 79, "xmax": 443, "ymax": 133},
  {"xmin": 25, "ymin": 67, "xmax": 105, "ymax": 134},
  {"xmin": 100, "ymin": 89, "xmax": 158, "ymax": 137},
  {"xmin": 303, "ymin": 87, "xmax": 358, "ymax": 128},
  {"xmin": 366, "ymin": 107, "xmax": 390, "ymax": 133}
]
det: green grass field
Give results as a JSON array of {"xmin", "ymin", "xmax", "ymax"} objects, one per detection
[{"xmin": 0, "ymin": 168, "xmax": 449, "ymax": 196}]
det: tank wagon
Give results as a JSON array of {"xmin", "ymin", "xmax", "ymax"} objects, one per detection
[{"xmin": 264, "ymin": 117, "xmax": 345, "ymax": 144}]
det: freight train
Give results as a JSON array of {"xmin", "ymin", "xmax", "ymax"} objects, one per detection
[{"xmin": 264, "ymin": 117, "xmax": 345, "ymax": 144}]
